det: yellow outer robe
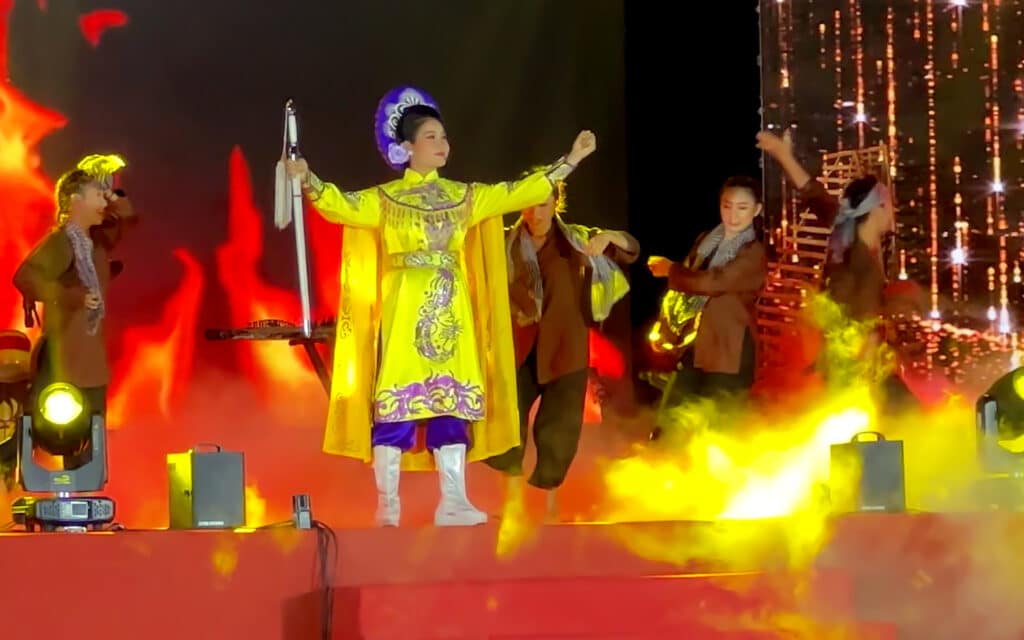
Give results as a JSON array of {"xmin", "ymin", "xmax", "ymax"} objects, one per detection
[{"xmin": 307, "ymin": 163, "xmax": 570, "ymax": 470}]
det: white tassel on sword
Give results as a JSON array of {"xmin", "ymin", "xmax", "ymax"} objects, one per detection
[{"xmin": 273, "ymin": 99, "xmax": 314, "ymax": 338}]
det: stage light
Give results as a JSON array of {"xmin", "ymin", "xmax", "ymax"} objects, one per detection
[
  {"xmin": 38, "ymin": 383, "xmax": 83, "ymax": 426},
  {"xmin": 12, "ymin": 380, "xmax": 115, "ymax": 531},
  {"xmin": 976, "ymin": 368, "xmax": 1024, "ymax": 471},
  {"xmin": 30, "ymin": 382, "xmax": 92, "ymax": 458},
  {"xmin": 950, "ymin": 247, "xmax": 967, "ymax": 266}
]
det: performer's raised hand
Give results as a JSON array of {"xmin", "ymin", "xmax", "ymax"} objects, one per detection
[
  {"xmin": 84, "ymin": 292, "xmax": 102, "ymax": 310},
  {"xmin": 758, "ymin": 128, "xmax": 812, "ymax": 189},
  {"xmin": 647, "ymin": 256, "xmax": 674, "ymax": 278},
  {"xmin": 284, "ymin": 158, "xmax": 309, "ymax": 182},
  {"xmin": 567, "ymin": 130, "xmax": 597, "ymax": 165},
  {"xmin": 756, "ymin": 129, "xmax": 792, "ymax": 158},
  {"xmin": 585, "ymin": 232, "xmax": 613, "ymax": 256}
]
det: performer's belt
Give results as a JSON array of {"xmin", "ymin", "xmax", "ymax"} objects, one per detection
[{"xmin": 389, "ymin": 250, "xmax": 458, "ymax": 269}]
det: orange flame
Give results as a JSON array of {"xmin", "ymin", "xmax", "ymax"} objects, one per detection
[
  {"xmin": 214, "ymin": 146, "xmax": 320, "ymax": 400},
  {"xmin": 106, "ymin": 249, "xmax": 204, "ymax": 426},
  {"xmin": 245, "ymin": 483, "xmax": 268, "ymax": 527},
  {"xmin": 0, "ymin": 0, "xmax": 67, "ymax": 332}
]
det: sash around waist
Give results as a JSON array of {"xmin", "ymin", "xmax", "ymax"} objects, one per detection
[{"xmin": 388, "ymin": 250, "xmax": 459, "ymax": 269}]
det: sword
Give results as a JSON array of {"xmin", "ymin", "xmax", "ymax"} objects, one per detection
[{"xmin": 277, "ymin": 99, "xmax": 314, "ymax": 338}]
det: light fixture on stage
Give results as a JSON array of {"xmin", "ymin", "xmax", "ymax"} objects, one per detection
[
  {"xmin": 976, "ymin": 368, "xmax": 1024, "ymax": 471},
  {"xmin": 974, "ymin": 368, "xmax": 1024, "ymax": 508},
  {"xmin": 12, "ymin": 382, "xmax": 115, "ymax": 531}
]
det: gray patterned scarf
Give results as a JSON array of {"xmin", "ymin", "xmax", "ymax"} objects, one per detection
[
  {"xmin": 507, "ymin": 215, "xmax": 629, "ymax": 322},
  {"xmin": 63, "ymin": 223, "xmax": 104, "ymax": 335},
  {"xmin": 688, "ymin": 223, "xmax": 758, "ymax": 311}
]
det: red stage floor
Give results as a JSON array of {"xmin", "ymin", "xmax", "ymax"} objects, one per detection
[{"xmin": 4, "ymin": 513, "xmax": 1023, "ymax": 639}]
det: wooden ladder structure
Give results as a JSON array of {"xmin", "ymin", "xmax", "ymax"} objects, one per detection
[{"xmin": 755, "ymin": 145, "xmax": 892, "ymax": 373}]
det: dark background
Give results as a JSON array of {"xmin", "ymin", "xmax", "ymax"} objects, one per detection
[
  {"xmin": 6, "ymin": 0, "xmax": 762, "ymax": 341},
  {"xmin": 624, "ymin": 1, "xmax": 762, "ymax": 326}
]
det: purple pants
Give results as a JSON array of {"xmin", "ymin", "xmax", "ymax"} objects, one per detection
[{"xmin": 372, "ymin": 415, "xmax": 469, "ymax": 451}]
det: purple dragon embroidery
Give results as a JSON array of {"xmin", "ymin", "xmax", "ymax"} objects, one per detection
[
  {"xmin": 375, "ymin": 373, "xmax": 485, "ymax": 422},
  {"xmin": 414, "ymin": 268, "xmax": 461, "ymax": 362}
]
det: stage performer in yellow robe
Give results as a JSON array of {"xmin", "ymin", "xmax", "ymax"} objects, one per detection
[{"xmin": 284, "ymin": 86, "xmax": 597, "ymax": 527}]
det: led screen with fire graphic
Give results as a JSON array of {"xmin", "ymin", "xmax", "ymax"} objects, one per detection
[{"xmin": 0, "ymin": 1, "xmax": 621, "ymax": 528}]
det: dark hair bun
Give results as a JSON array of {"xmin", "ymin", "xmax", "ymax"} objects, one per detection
[{"xmin": 396, "ymin": 105, "xmax": 443, "ymax": 143}]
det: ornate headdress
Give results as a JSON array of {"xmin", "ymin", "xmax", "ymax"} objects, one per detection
[{"xmin": 373, "ymin": 86, "xmax": 440, "ymax": 171}]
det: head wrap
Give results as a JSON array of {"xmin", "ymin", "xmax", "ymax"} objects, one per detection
[
  {"xmin": 373, "ymin": 86, "xmax": 441, "ymax": 171},
  {"xmin": 829, "ymin": 182, "xmax": 888, "ymax": 263}
]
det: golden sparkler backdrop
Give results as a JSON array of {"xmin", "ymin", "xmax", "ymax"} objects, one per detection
[{"xmin": 760, "ymin": 0, "xmax": 1024, "ymax": 332}]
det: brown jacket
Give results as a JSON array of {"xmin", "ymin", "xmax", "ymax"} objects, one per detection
[
  {"xmin": 508, "ymin": 224, "xmax": 638, "ymax": 384},
  {"xmin": 13, "ymin": 197, "xmax": 137, "ymax": 388},
  {"xmin": 668, "ymin": 234, "xmax": 766, "ymax": 375}
]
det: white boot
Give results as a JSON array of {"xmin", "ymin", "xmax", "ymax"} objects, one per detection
[
  {"xmin": 433, "ymin": 444, "xmax": 487, "ymax": 526},
  {"xmin": 372, "ymin": 445, "xmax": 401, "ymax": 527}
]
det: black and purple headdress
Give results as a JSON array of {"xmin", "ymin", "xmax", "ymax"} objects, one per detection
[{"xmin": 373, "ymin": 86, "xmax": 441, "ymax": 171}]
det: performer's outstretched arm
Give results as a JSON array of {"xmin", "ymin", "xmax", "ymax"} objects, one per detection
[
  {"xmin": 582, "ymin": 227, "xmax": 639, "ymax": 264},
  {"xmin": 757, "ymin": 130, "xmax": 812, "ymax": 189},
  {"xmin": 470, "ymin": 130, "xmax": 597, "ymax": 224},
  {"xmin": 285, "ymin": 159, "xmax": 381, "ymax": 228},
  {"xmin": 757, "ymin": 130, "xmax": 839, "ymax": 227},
  {"xmin": 667, "ymin": 243, "xmax": 767, "ymax": 296}
]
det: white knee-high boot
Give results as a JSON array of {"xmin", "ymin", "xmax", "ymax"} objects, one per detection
[
  {"xmin": 433, "ymin": 443, "xmax": 487, "ymax": 526},
  {"xmin": 372, "ymin": 445, "xmax": 402, "ymax": 527}
]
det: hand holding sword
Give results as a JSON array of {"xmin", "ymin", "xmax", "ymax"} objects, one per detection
[{"xmin": 274, "ymin": 100, "xmax": 315, "ymax": 338}]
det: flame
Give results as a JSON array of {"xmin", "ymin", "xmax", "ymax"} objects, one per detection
[
  {"xmin": 78, "ymin": 9, "xmax": 128, "ymax": 48},
  {"xmin": 0, "ymin": 0, "xmax": 67, "ymax": 332},
  {"xmin": 106, "ymin": 249, "xmax": 204, "ymax": 426},
  {"xmin": 245, "ymin": 483, "xmax": 268, "ymax": 528},
  {"xmin": 214, "ymin": 147, "xmax": 319, "ymax": 400}
]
